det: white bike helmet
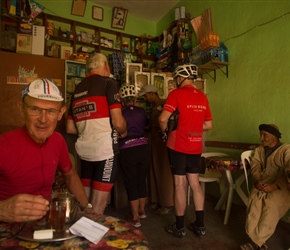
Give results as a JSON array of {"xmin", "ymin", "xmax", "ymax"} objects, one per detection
[
  {"xmin": 119, "ymin": 85, "xmax": 136, "ymax": 99},
  {"xmin": 173, "ymin": 64, "xmax": 198, "ymax": 79}
]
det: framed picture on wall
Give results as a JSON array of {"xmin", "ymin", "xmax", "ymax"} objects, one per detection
[
  {"xmin": 71, "ymin": 0, "xmax": 87, "ymax": 17},
  {"xmin": 92, "ymin": 6, "xmax": 103, "ymax": 21},
  {"xmin": 111, "ymin": 7, "xmax": 128, "ymax": 30}
]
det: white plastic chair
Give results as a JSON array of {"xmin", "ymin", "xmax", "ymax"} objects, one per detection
[
  {"xmin": 187, "ymin": 152, "xmax": 229, "ymax": 205},
  {"xmin": 221, "ymin": 149, "xmax": 254, "ymax": 224},
  {"xmin": 237, "ymin": 150, "xmax": 254, "ymax": 197}
]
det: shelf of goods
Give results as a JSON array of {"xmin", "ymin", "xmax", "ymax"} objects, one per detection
[
  {"xmin": 43, "ymin": 13, "xmax": 158, "ymax": 62},
  {"xmin": 0, "ymin": 12, "xmax": 158, "ymax": 63}
]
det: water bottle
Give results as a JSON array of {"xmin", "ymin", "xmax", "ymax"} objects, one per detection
[{"xmin": 219, "ymin": 42, "xmax": 229, "ymax": 62}]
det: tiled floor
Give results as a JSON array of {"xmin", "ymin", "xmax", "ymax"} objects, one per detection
[{"xmin": 105, "ymin": 195, "xmax": 290, "ymax": 250}]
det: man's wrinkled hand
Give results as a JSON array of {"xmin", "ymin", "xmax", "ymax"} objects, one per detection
[
  {"xmin": 254, "ymin": 180, "xmax": 265, "ymax": 191},
  {"xmin": 254, "ymin": 180, "xmax": 278, "ymax": 193},
  {"xmin": 0, "ymin": 194, "xmax": 49, "ymax": 223}
]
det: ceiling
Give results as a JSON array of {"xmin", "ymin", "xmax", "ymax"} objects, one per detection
[{"xmin": 89, "ymin": 0, "xmax": 180, "ymax": 22}]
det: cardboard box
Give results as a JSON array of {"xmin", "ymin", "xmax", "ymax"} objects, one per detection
[
  {"xmin": 19, "ymin": 17, "xmax": 33, "ymax": 35},
  {"xmin": 16, "ymin": 34, "xmax": 32, "ymax": 54}
]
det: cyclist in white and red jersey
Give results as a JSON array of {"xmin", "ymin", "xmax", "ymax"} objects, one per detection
[{"xmin": 66, "ymin": 53, "xmax": 127, "ymax": 214}]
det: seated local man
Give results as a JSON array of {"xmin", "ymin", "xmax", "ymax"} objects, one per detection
[
  {"xmin": 240, "ymin": 124, "xmax": 290, "ymax": 250},
  {"xmin": 0, "ymin": 78, "xmax": 90, "ymax": 223}
]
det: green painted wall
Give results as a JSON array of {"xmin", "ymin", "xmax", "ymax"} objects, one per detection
[
  {"xmin": 37, "ymin": 0, "xmax": 156, "ymax": 37},
  {"xmin": 171, "ymin": 0, "xmax": 290, "ymax": 146}
]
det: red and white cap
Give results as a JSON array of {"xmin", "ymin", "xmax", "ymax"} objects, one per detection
[{"xmin": 22, "ymin": 78, "xmax": 63, "ymax": 102}]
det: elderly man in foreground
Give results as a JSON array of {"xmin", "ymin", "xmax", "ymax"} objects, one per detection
[
  {"xmin": 241, "ymin": 124, "xmax": 290, "ymax": 250},
  {"xmin": 0, "ymin": 78, "xmax": 89, "ymax": 223}
]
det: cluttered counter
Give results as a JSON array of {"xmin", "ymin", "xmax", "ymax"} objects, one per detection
[{"xmin": 0, "ymin": 210, "xmax": 149, "ymax": 249}]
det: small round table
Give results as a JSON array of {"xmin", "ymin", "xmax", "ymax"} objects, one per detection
[{"xmin": 0, "ymin": 211, "xmax": 149, "ymax": 249}]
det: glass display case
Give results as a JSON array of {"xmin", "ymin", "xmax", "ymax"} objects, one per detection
[
  {"xmin": 134, "ymin": 71, "xmax": 150, "ymax": 96},
  {"xmin": 150, "ymin": 73, "xmax": 167, "ymax": 99},
  {"xmin": 65, "ymin": 60, "xmax": 86, "ymax": 103}
]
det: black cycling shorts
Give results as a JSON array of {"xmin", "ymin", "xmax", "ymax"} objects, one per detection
[
  {"xmin": 80, "ymin": 155, "xmax": 118, "ymax": 184},
  {"xmin": 167, "ymin": 148, "xmax": 201, "ymax": 175}
]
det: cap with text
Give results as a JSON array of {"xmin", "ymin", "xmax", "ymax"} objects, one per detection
[
  {"xmin": 22, "ymin": 78, "xmax": 63, "ymax": 102},
  {"xmin": 138, "ymin": 85, "xmax": 158, "ymax": 96}
]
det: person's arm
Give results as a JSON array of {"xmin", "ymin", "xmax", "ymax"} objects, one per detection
[
  {"xmin": 250, "ymin": 147, "xmax": 269, "ymax": 191},
  {"xmin": 274, "ymin": 146, "xmax": 290, "ymax": 190},
  {"xmin": 66, "ymin": 119, "xmax": 78, "ymax": 134},
  {"xmin": 0, "ymin": 194, "xmax": 49, "ymax": 223},
  {"xmin": 203, "ymin": 120, "xmax": 213, "ymax": 131},
  {"xmin": 159, "ymin": 110, "xmax": 171, "ymax": 133},
  {"xmin": 63, "ymin": 168, "xmax": 89, "ymax": 207},
  {"xmin": 110, "ymin": 108, "xmax": 127, "ymax": 138},
  {"xmin": 250, "ymin": 146, "xmax": 281, "ymax": 193}
]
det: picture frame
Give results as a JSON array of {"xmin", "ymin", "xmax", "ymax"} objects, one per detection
[
  {"xmin": 71, "ymin": 0, "xmax": 87, "ymax": 17},
  {"xmin": 134, "ymin": 72, "xmax": 150, "ymax": 96},
  {"xmin": 151, "ymin": 73, "xmax": 167, "ymax": 99},
  {"xmin": 60, "ymin": 46, "xmax": 73, "ymax": 60},
  {"xmin": 165, "ymin": 77, "xmax": 176, "ymax": 98},
  {"xmin": 111, "ymin": 7, "xmax": 128, "ymax": 30},
  {"xmin": 193, "ymin": 78, "xmax": 207, "ymax": 94},
  {"xmin": 126, "ymin": 63, "xmax": 142, "ymax": 84},
  {"xmin": 16, "ymin": 34, "xmax": 32, "ymax": 54},
  {"xmin": 92, "ymin": 6, "xmax": 103, "ymax": 21}
]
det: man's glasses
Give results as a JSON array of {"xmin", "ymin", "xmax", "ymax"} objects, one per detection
[{"xmin": 23, "ymin": 102, "xmax": 61, "ymax": 118}]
